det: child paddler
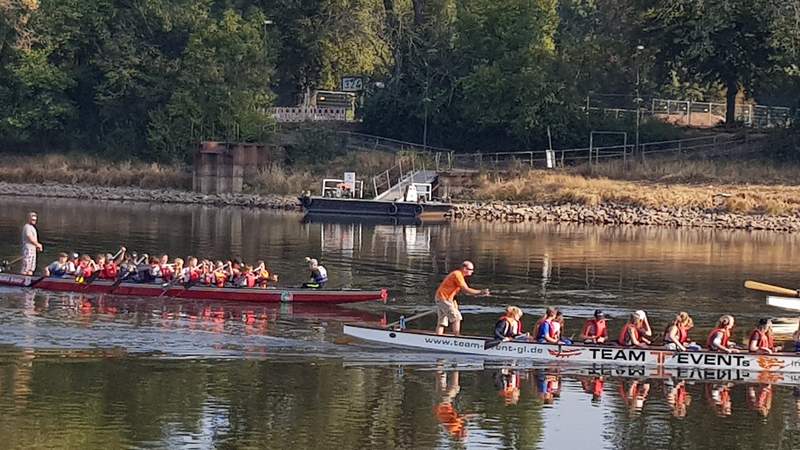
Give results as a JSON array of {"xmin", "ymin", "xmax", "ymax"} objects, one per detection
[
  {"xmin": 302, "ymin": 257, "xmax": 328, "ymax": 289},
  {"xmin": 707, "ymin": 315, "xmax": 740, "ymax": 353},
  {"xmin": 44, "ymin": 253, "xmax": 70, "ymax": 277},
  {"xmin": 494, "ymin": 306, "xmax": 528, "ymax": 341},
  {"xmin": 748, "ymin": 318, "xmax": 780, "ymax": 354}
]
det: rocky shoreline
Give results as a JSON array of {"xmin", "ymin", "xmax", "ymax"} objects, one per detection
[
  {"xmin": 0, "ymin": 182, "xmax": 300, "ymax": 209},
  {"xmin": 449, "ymin": 202, "xmax": 800, "ymax": 232}
]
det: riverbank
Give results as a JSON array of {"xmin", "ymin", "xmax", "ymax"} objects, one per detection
[
  {"xmin": 449, "ymin": 202, "xmax": 800, "ymax": 231},
  {"xmin": 0, "ymin": 182, "xmax": 298, "ymax": 209}
]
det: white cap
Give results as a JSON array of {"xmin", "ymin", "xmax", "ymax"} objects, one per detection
[{"xmin": 634, "ymin": 310, "xmax": 647, "ymax": 320}]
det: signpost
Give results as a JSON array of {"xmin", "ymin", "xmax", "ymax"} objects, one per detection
[{"xmin": 341, "ymin": 76, "xmax": 364, "ymax": 92}]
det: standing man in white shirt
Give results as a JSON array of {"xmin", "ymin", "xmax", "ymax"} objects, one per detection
[{"xmin": 20, "ymin": 211, "xmax": 43, "ymax": 275}]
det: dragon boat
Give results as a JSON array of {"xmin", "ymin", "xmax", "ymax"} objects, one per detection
[
  {"xmin": 0, "ymin": 273, "xmax": 388, "ymax": 304},
  {"xmin": 343, "ymin": 324, "xmax": 800, "ymax": 375}
]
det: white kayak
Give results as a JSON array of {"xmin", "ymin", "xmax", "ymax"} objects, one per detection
[{"xmin": 343, "ymin": 324, "xmax": 800, "ymax": 376}]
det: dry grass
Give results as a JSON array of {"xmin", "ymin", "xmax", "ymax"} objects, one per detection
[
  {"xmin": 476, "ymin": 169, "xmax": 800, "ymax": 215},
  {"xmin": 569, "ymin": 158, "xmax": 800, "ymax": 186},
  {"xmin": 0, "ymin": 154, "xmax": 192, "ymax": 189}
]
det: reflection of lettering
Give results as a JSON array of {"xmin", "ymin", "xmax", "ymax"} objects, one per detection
[
  {"xmin": 589, "ymin": 348, "xmax": 646, "ymax": 362},
  {"xmin": 677, "ymin": 367, "xmax": 747, "ymax": 381},
  {"xmin": 588, "ymin": 365, "xmax": 644, "ymax": 376},
  {"xmin": 674, "ymin": 353, "xmax": 749, "ymax": 368}
]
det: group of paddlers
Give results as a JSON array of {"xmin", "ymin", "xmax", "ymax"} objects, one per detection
[
  {"xmin": 494, "ymin": 306, "xmax": 796, "ymax": 354},
  {"xmin": 431, "ymin": 260, "xmax": 794, "ymax": 354},
  {"xmin": 41, "ymin": 247, "xmax": 330, "ymax": 289}
]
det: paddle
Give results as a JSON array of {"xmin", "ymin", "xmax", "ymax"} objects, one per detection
[
  {"xmin": 485, "ymin": 334, "xmax": 530, "ymax": 350},
  {"xmin": 109, "ymin": 252, "xmax": 147, "ymax": 291},
  {"xmin": 386, "ymin": 309, "xmax": 437, "ymax": 329},
  {"xmin": 0, "ymin": 256, "xmax": 24, "ymax": 272},
  {"xmin": 744, "ymin": 280, "xmax": 799, "ymax": 297}
]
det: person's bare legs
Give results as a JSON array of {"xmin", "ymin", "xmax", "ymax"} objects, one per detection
[
  {"xmin": 436, "ymin": 325, "xmax": 445, "ymax": 335},
  {"xmin": 451, "ymin": 320, "xmax": 461, "ymax": 335}
]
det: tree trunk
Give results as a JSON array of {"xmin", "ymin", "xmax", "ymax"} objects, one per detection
[{"xmin": 725, "ymin": 78, "xmax": 738, "ymax": 126}]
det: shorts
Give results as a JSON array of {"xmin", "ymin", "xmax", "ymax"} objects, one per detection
[
  {"xmin": 21, "ymin": 247, "xmax": 36, "ymax": 274},
  {"xmin": 435, "ymin": 298, "xmax": 462, "ymax": 327}
]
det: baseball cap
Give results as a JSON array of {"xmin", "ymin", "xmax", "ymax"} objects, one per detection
[{"xmin": 594, "ymin": 309, "xmax": 605, "ymax": 319}]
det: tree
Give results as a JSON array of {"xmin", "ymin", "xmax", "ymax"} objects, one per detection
[
  {"xmin": 643, "ymin": 0, "xmax": 776, "ymax": 125},
  {"xmin": 148, "ymin": 9, "xmax": 275, "ymax": 160}
]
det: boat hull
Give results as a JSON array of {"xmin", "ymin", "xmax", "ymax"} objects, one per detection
[
  {"xmin": 343, "ymin": 325, "xmax": 800, "ymax": 374},
  {"xmin": 767, "ymin": 295, "xmax": 800, "ymax": 312},
  {"xmin": 0, "ymin": 273, "xmax": 387, "ymax": 304},
  {"xmin": 299, "ymin": 196, "xmax": 452, "ymax": 218}
]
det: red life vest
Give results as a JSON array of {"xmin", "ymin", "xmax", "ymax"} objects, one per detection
[
  {"xmin": 245, "ymin": 273, "xmax": 257, "ymax": 288},
  {"xmin": 618, "ymin": 323, "xmax": 640, "ymax": 346},
  {"xmin": 706, "ymin": 328, "xmax": 730, "ymax": 350},
  {"xmin": 534, "ymin": 318, "xmax": 556, "ymax": 341},
  {"xmin": 749, "ymin": 329, "xmax": 771, "ymax": 351},
  {"xmin": 161, "ymin": 265, "xmax": 173, "ymax": 281},
  {"xmin": 79, "ymin": 261, "xmax": 93, "ymax": 279},
  {"xmin": 188, "ymin": 268, "xmax": 201, "ymax": 282},
  {"xmin": 582, "ymin": 319, "xmax": 607, "ymax": 339},
  {"xmin": 664, "ymin": 325, "xmax": 689, "ymax": 344},
  {"xmin": 101, "ymin": 262, "xmax": 118, "ymax": 280}
]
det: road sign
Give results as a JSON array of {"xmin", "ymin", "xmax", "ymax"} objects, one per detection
[{"xmin": 341, "ymin": 76, "xmax": 364, "ymax": 92}]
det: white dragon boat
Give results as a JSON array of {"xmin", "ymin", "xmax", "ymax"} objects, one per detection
[{"xmin": 343, "ymin": 324, "xmax": 800, "ymax": 377}]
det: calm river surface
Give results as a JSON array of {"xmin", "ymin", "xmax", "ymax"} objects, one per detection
[{"xmin": 0, "ymin": 196, "xmax": 799, "ymax": 449}]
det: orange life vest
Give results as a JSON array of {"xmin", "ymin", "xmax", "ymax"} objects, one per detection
[
  {"xmin": 706, "ymin": 327, "xmax": 730, "ymax": 350},
  {"xmin": 618, "ymin": 323, "xmax": 640, "ymax": 346},
  {"xmin": 582, "ymin": 319, "xmax": 607, "ymax": 339},
  {"xmin": 749, "ymin": 328, "xmax": 772, "ymax": 351}
]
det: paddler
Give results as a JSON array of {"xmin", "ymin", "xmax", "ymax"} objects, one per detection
[
  {"xmin": 748, "ymin": 318, "xmax": 780, "ymax": 354},
  {"xmin": 707, "ymin": 315, "xmax": 740, "ymax": 353},
  {"xmin": 302, "ymin": 257, "xmax": 328, "ymax": 289},
  {"xmin": 618, "ymin": 311, "xmax": 650, "ymax": 348},
  {"xmin": 43, "ymin": 252, "xmax": 69, "ymax": 277},
  {"xmin": 532, "ymin": 307, "xmax": 560, "ymax": 344},
  {"xmin": 434, "ymin": 261, "xmax": 490, "ymax": 336},
  {"xmin": 663, "ymin": 312, "xmax": 699, "ymax": 351},
  {"xmin": 493, "ymin": 306, "xmax": 527, "ymax": 341},
  {"xmin": 580, "ymin": 310, "xmax": 608, "ymax": 344},
  {"xmin": 99, "ymin": 246, "xmax": 126, "ymax": 280},
  {"xmin": 20, "ymin": 211, "xmax": 43, "ymax": 275}
]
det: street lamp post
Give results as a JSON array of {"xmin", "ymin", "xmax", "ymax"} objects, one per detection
[{"xmin": 634, "ymin": 44, "xmax": 645, "ymax": 161}]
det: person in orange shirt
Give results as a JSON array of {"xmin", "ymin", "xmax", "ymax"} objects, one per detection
[{"xmin": 434, "ymin": 260, "xmax": 490, "ymax": 335}]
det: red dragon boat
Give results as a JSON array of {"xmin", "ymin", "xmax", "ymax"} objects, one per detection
[{"xmin": 0, "ymin": 273, "xmax": 388, "ymax": 304}]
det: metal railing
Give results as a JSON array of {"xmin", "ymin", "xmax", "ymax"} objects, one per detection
[{"xmin": 321, "ymin": 178, "xmax": 364, "ymax": 198}]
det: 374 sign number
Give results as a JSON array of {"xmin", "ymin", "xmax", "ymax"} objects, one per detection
[{"xmin": 341, "ymin": 76, "xmax": 364, "ymax": 92}]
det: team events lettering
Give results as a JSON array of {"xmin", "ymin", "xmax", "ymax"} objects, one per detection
[{"xmin": 588, "ymin": 348, "xmax": 751, "ymax": 368}]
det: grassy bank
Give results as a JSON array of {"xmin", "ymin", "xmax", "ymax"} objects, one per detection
[
  {"xmin": 476, "ymin": 163, "xmax": 800, "ymax": 215},
  {"xmin": 0, "ymin": 151, "xmax": 397, "ymax": 196},
  {"xmin": 0, "ymin": 154, "xmax": 193, "ymax": 189}
]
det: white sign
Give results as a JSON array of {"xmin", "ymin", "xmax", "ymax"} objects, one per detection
[
  {"xmin": 343, "ymin": 172, "xmax": 356, "ymax": 190},
  {"xmin": 545, "ymin": 149, "xmax": 556, "ymax": 169},
  {"xmin": 341, "ymin": 76, "xmax": 364, "ymax": 92}
]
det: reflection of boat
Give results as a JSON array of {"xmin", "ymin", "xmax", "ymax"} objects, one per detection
[
  {"xmin": 303, "ymin": 213, "xmax": 426, "ymax": 226},
  {"xmin": 0, "ymin": 273, "xmax": 388, "ymax": 304},
  {"xmin": 343, "ymin": 324, "xmax": 800, "ymax": 375},
  {"xmin": 60, "ymin": 295, "xmax": 387, "ymax": 326}
]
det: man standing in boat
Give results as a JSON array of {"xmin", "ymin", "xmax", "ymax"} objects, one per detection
[
  {"xmin": 20, "ymin": 211, "xmax": 42, "ymax": 276},
  {"xmin": 435, "ymin": 261, "xmax": 490, "ymax": 335}
]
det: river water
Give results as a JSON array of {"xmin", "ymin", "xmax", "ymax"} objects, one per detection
[{"xmin": 0, "ymin": 196, "xmax": 798, "ymax": 449}]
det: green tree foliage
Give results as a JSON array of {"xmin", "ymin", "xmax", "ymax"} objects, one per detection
[
  {"xmin": 0, "ymin": 0, "xmax": 798, "ymax": 160},
  {"xmin": 643, "ymin": 0, "xmax": 776, "ymax": 124}
]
